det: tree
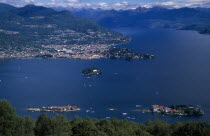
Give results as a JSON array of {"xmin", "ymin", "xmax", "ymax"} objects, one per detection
[
  {"xmin": 172, "ymin": 122, "xmax": 210, "ymax": 136},
  {"xmin": 51, "ymin": 115, "xmax": 72, "ymax": 136},
  {"xmin": 96, "ymin": 119, "xmax": 115, "ymax": 136},
  {"xmin": 14, "ymin": 116, "xmax": 25, "ymax": 136},
  {"xmin": 135, "ymin": 128, "xmax": 153, "ymax": 136},
  {"xmin": 146, "ymin": 120, "xmax": 171, "ymax": 136},
  {"xmin": 34, "ymin": 113, "xmax": 53, "ymax": 136},
  {"xmin": 0, "ymin": 100, "xmax": 20, "ymax": 136},
  {"xmin": 170, "ymin": 122, "xmax": 184, "ymax": 134},
  {"xmin": 72, "ymin": 119, "xmax": 99, "ymax": 136},
  {"xmin": 70, "ymin": 116, "xmax": 82, "ymax": 126},
  {"xmin": 23, "ymin": 116, "xmax": 35, "ymax": 136}
]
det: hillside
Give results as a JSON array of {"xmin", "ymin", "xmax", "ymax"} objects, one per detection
[{"xmin": 0, "ymin": 3, "xmax": 129, "ymax": 59}]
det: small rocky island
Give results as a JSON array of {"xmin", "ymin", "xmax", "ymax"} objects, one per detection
[
  {"xmin": 82, "ymin": 68, "xmax": 102, "ymax": 76},
  {"xmin": 104, "ymin": 48, "xmax": 155, "ymax": 61}
]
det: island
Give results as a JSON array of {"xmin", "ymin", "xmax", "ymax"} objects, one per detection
[
  {"xmin": 27, "ymin": 105, "xmax": 80, "ymax": 112},
  {"xmin": 152, "ymin": 105, "xmax": 204, "ymax": 116},
  {"xmin": 82, "ymin": 68, "xmax": 102, "ymax": 76}
]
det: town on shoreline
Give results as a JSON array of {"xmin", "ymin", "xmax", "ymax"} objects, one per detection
[{"xmin": 0, "ymin": 44, "xmax": 155, "ymax": 60}]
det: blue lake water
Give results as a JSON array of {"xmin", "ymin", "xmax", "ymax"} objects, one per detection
[{"xmin": 0, "ymin": 28, "xmax": 210, "ymax": 123}]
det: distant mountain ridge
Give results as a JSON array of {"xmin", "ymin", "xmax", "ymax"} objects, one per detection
[{"xmin": 70, "ymin": 7, "xmax": 210, "ymax": 34}]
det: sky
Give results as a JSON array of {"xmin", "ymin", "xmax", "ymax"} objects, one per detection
[{"xmin": 0, "ymin": 0, "xmax": 210, "ymax": 10}]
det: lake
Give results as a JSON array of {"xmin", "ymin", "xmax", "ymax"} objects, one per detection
[{"xmin": 0, "ymin": 28, "xmax": 210, "ymax": 123}]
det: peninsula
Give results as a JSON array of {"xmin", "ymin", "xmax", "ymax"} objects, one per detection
[{"xmin": 104, "ymin": 48, "xmax": 155, "ymax": 61}]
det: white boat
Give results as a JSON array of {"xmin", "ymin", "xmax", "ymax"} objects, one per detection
[{"xmin": 122, "ymin": 113, "xmax": 128, "ymax": 116}]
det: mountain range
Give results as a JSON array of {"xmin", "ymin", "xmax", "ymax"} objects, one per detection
[{"xmin": 70, "ymin": 7, "xmax": 210, "ymax": 34}]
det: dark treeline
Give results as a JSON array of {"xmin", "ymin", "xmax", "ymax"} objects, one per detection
[{"xmin": 0, "ymin": 100, "xmax": 210, "ymax": 136}]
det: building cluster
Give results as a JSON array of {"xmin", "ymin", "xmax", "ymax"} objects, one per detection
[
  {"xmin": 152, "ymin": 105, "xmax": 185, "ymax": 115},
  {"xmin": 42, "ymin": 44, "xmax": 111, "ymax": 59},
  {"xmin": 0, "ymin": 29, "xmax": 19, "ymax": 34},
  {"xmin": 46, "ymin": 106, "xmax": 80, "ymax": 111},
  {"xmin": 0, "ymin": 47, "xmax": 40, "ymax": 58},
  {"xmin": 23, "ymin": 24, "xmax": 57, "ymax": 28},
  {"xmin": 0, "ymin": 26, "xmax": 128, "ymax": 59}
]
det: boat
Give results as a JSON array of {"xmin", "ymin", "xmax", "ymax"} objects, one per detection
[{"xmin": 122, "ymin": 113, "xmax": 128, "ymax": 116}]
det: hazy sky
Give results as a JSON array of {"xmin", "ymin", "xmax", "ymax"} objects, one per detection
[{"xmin": 0, "ymin": 0, "xmax": 209, "ymax": 9}]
